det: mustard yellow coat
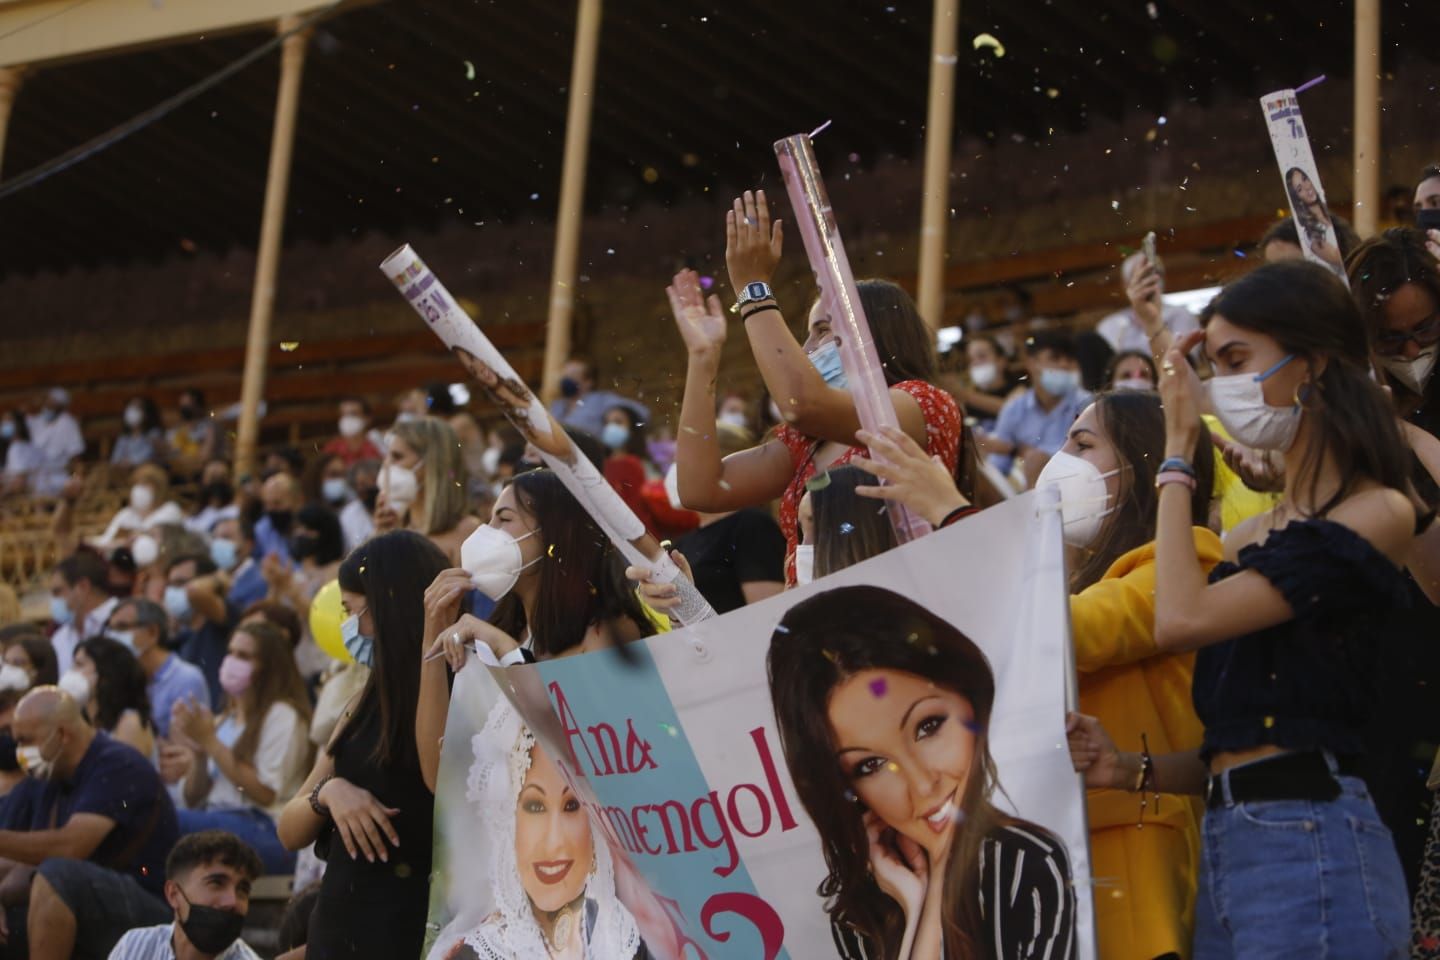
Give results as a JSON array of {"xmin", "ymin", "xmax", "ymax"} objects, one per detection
[{"xmin": 1070, "ymin": 527, "xmax": 1223, "ymax": 960}]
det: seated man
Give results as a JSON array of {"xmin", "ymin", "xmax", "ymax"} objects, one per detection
[
  {"xmin": 107, "ymin": 598, "xmax": 208, "ymax": 739},
  {"xmin": 108, "ymin": 830, "xmax": 263, "ymax": 960},
  {"xmin": 0, "ymin": 688, "xmax": 178, "ymax": 960},
  {"xmin": 983, "ymin": 330, "xmax": 1092, "ymax": 488}
]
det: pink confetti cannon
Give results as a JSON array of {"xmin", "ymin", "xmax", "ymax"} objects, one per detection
[{"xmin": 774, "ymin": 133, "xmax": 933, "ymax": 543}]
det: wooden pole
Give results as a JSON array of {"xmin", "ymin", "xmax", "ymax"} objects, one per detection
[
  {"xmin": 235, "ymin": 17, "xmax": 309, "ymax": 481},
  {"xmin": 540, "ymin": 0, "xmax": 603, "ymax": 402},
  {"xmin": 0, "ymin": 65, "xmax": 28, "ymax": 179},
  {"xmin": 916, "ymin": 0, "xmax": 960, "ymax": 332},
  {"xmin": 1352, "ymin": 0, "xmax": 1380, "ymax": 237}
]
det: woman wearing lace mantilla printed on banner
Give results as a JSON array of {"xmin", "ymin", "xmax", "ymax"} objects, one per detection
[
  {"xmin": 443, "ymin": 700, "xmax": 649, "ymax": 960},
  {"xmin": 452, "ymin": 347, "xmax": 574, "ymax": 462}
]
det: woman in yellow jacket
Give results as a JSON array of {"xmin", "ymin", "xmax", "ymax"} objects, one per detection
[{"xmin": 855, "ymin": 390, "xmax": 1221, "ymax": 960}]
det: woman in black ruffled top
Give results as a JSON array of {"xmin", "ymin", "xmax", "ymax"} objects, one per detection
[{"xmin": 1138, "ymin": 262, "xmax": 1416, "ymax": 957}]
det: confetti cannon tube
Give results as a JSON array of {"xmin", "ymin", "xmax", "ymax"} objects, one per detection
[
  {"xmin": 380, "ymin": 245, "xmax": 716, "ymax": 626},
  {"xmin": 774, "ymin": 133, "xmax": 932, "ymax": 542}
]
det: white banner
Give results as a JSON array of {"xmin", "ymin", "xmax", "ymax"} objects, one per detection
[
  {"xmin": 425, "ymin": 490, "xmax": 1094, "ymax": 959},
  {"xmin": 1261, "ymin": 88, "xmax": 1350, "ymax": 285}
]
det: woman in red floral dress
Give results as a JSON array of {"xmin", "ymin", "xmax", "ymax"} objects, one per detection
[{"xmin": 667, "ymin": 190, "xmax": 961, "ymax": 585}]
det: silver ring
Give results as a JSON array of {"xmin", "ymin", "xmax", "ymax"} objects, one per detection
[{"xmin": 452, "ymin": 631, "xmax": 461, "ymax": 644}]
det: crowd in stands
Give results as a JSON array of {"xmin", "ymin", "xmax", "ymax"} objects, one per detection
[{"xmin": 0, "ymin": 168, "xmax": 1436, "ymax": 959}]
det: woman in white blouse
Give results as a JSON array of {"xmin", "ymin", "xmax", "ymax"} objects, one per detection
[
  {"xmin": 93, "ymin": 463, "xmax": 186, "ymax": 549},
  {"xmin": 168, "ymin": 619, "xmax": 313, "ymax": 874}
]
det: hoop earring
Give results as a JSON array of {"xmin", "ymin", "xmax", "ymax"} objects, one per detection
[{"xmin": 1294, "ymin": 380, "xmax": 1317, "ymax": 408}]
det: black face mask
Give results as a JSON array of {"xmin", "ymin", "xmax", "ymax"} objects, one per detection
[
  {"xmin": 290, "ymin": 533, "xmax": 319, "ymax": 561},
  {"xmin": 266, "ymin": 510, "xmax": 293, "ymax": 534},
  {"xmin": 559, "ymin": 377, "xmax": 581, "ymax": 398},
  {"xmin": 179, "ymin": 405, "xmax": 200, "ymax": 422},
  {"xmin": 178, "ymin": 892, "xmax": 245, "ymax": 955},
  {"xmin": 0, "ymin": 731, "xmax": 19, "ymax": 773},
  {"xmin": 360, "ymin": 487, "xmax": 380, "ymax": 513}
]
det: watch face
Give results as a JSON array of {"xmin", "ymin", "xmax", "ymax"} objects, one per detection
[{"xmin": 746, "ymin": 282, "xmax": 770, "ymax": 300}]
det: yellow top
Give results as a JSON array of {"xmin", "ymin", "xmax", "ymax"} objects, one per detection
[
  {"xmin": 1070, "ymin": 526, "xmax": 1223, "ymax": 960},
  {"xmin": 1204, "ymin": 414, "xmax": 1283, "ymax": 533}
]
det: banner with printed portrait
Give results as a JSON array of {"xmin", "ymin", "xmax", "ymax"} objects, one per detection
[
  {"xmin": 1261, "ymin": 87, "xmax": 1350, "ymax": 285},
  {"xmin": 423, "ymin": 490, "xmax": 1096, "ymax": 960}
]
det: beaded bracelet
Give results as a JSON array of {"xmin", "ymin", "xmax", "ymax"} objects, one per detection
[{"xmin": 309, "ymin": 774, "xmax": 334, "ymax": 818}]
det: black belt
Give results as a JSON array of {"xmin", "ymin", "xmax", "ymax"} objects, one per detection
[{"xmin": 1204, "ymin": 751, "xmax": 1343, "ymax": 809}]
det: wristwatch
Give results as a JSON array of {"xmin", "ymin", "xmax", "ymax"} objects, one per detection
[{"xmin": 731, "ymin": 281, "xmax": 775, "ymax": 313}]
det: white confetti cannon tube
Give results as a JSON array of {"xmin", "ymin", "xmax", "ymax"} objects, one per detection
[
  {"xmin": 1259, "ymin": 88, "xmax": 1350, "ymax": 288},
  {"xmin": 774, "ymin": 133, "xmax": 932, "ymax": 543},
  {"xmin": 380, "ymin": 245, "xmax": 716, "ymax": 626}
]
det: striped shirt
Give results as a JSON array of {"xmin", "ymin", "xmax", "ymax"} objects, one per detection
[
  {"xmin": 107, "ymin": 924, "xmax": 262, "ymax": 960},
  {"xmin": 832, "ymin": 822, "xmax": 1077, "ymax": 960}
]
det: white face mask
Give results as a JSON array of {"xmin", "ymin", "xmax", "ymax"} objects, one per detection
[
  {"xmin": 130, "ymin": 483, "xmax": 155, "ymax": 513},
  {"xmin": 58, "ymin": 670, "xmax": 91, "ymax": 706},
  {"xmin": 17, "ymin": 731, "xmax": 57, "ymax": 781},
  {"xmin": 793, "ymin": 544, "xmax": 815, "ymax": 585},
  {"xmin": 1036, "ymin": 450, "xmax": 1119, "ymax": 548},
  {"xmin": 1381, "ymin": 349, "xmax": 1438, "ymax": 395},
  {"xmin": 1206, "ymin": 355, "xmax": 1301, "ymax": 452},
  {"xmin": 970, "ymin": 362, "xmax": 1000, "ymax": 390},
  {"xmin": 479, "ymin": 446, "xmax": 502, "ymax": 478},
  {"xmin": 379, "ymin": 462, "xmax": 420, "ymax": 514},
  {"xmin": 339, "ymin": 415, "xmax": 367, "ymax": 438},
  {"xmin": 123, "ymin": 405, "xmax": 144, "ymax": 429},
  {"xmin": 718, "ymin": 411, "xmax": 750, "ymax": 430},
  {"xmin": 0, "ymin": 664, "xmax": 31, "ymax": 693},
  {"xmin": 460, "ymin": 524, "xmax": 541, "ymax": 601}
]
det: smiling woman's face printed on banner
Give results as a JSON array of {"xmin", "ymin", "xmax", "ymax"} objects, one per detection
[
  {"xmin": 514, "ymin": 741, "xmax": 595, "ymax": 913},
  {"xmin": 828, "ymin": 669, "xmax": 978, "ymax": 860}
]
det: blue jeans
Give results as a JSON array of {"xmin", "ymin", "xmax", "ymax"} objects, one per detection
[
  {"xmin": 177, "ymin": 806, "xmax": 295, "ymax": 875},
  {"xmin": 1195, "ymin": 771, "xmax": 1410, "ymax": 959}
]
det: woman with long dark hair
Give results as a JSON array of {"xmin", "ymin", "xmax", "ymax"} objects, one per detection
[
  {"xmin": 70, "ymin": 636, "xmax": 154, "ymax": 760},
  {"xmin": 171, "ymin": 619, "xmax": 312, "ymax": 874},
  {"xmin": 667, "ymin": 190, "xmax": 960, "ymax": 586},
  {"xmin": 417, "ymin": 468, "xmax": 658, "ymax": 789},
  {"xmin": 1148, "ymin": 260, "xmax": 1414, "ymax": 955},
  {"xmin": 768, "ymin": 585, "xmax": 1075, "ymax": 959},
  {"xmin": 278, "ymin": 530, "xmax": 448, "ymax": 958},
  {"xmin": 1285, "ymin": 167, "xmax": 1344, "ymax": 274}
]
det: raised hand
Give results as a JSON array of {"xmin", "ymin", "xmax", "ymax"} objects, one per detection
[
  {"xmin": 667, "ymin": 269, "xmax": 727, "ymax": 359},
  {"xmin": 1158, "ymin": 330, "xmax": 1206, "ymax": 457},
  {"xmin": 725, "ymin": 189, "xmax": 783, "ymax": 293},
  {"xmin": 1125, "ymin": 261, "xmax": 1164, "ymax": 333},
  {"xmin": 422, "ymin": 568, "xmax": 472, "ymax": 660},
  {"xmin": 852, "ymin": 426, "xmax": 969, "ymax": 527}
]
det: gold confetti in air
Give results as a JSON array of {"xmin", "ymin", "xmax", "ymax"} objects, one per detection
[
  {"xmin": 972, "ymin": 32, "xmax": 1005, "ymax": 57},
  {"xmin": 280, "ymin": 341, "xmax": 299, "ymax": 352}
]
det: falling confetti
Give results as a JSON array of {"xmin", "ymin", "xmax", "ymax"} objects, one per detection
[
  {"xmin": 972, "ymin": 32, "xmax": 1005, "ymax": 57},
  {"xmin": 839, "ymin": 522, "xmax": 855, "ymax": 535},
  {"xmin": 869, "ymin": 677, "xmax": 888, "ymax": 698},
  {"xmin": 464, "ymin": 59, "xmax": 475, "ymax": 80},
  {"xmin": 280, "ymin": 341, "xmax": 299, "ymax": 352}
]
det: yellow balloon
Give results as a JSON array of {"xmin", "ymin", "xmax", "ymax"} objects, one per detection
[{"xmin": 309, "ymin": 579, "xmax": 351, "ymax": 663}]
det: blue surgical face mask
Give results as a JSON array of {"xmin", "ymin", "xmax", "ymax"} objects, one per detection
[
  {"xmin": 0, "ymin": 421, "xmax": 13, "ymax": 440},
  {"xmin": 322, "ymin": 478, "xmax": 351, "ymax": 504},
  {"xmin": 49, "ymin": 595, "xmax": 73, "ymax": 626},
  {"xmin": 209, "ymin": 538, "xmax": 238, "ymax": 572},
  {"xmin": 1039, "ymin": 366, "xmax": 1081, "ymax": 398},
  {"xmin": 341, "ymin": 611, "xmax": 374, "ymax": 667},
  {"xmin": 164, "ymin": 584, "xmax": 192, "ymax": 622},
  {"xmin": 808, "ymin": 339, "xmax": 849, "ymax": 390},
  {"xmin": 601, "ymin": 422, "xmax": 630, "ymax": 450},
  {"xmin": 108, "ymin": 629, "xmax": 138, "ymax": 655}
]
